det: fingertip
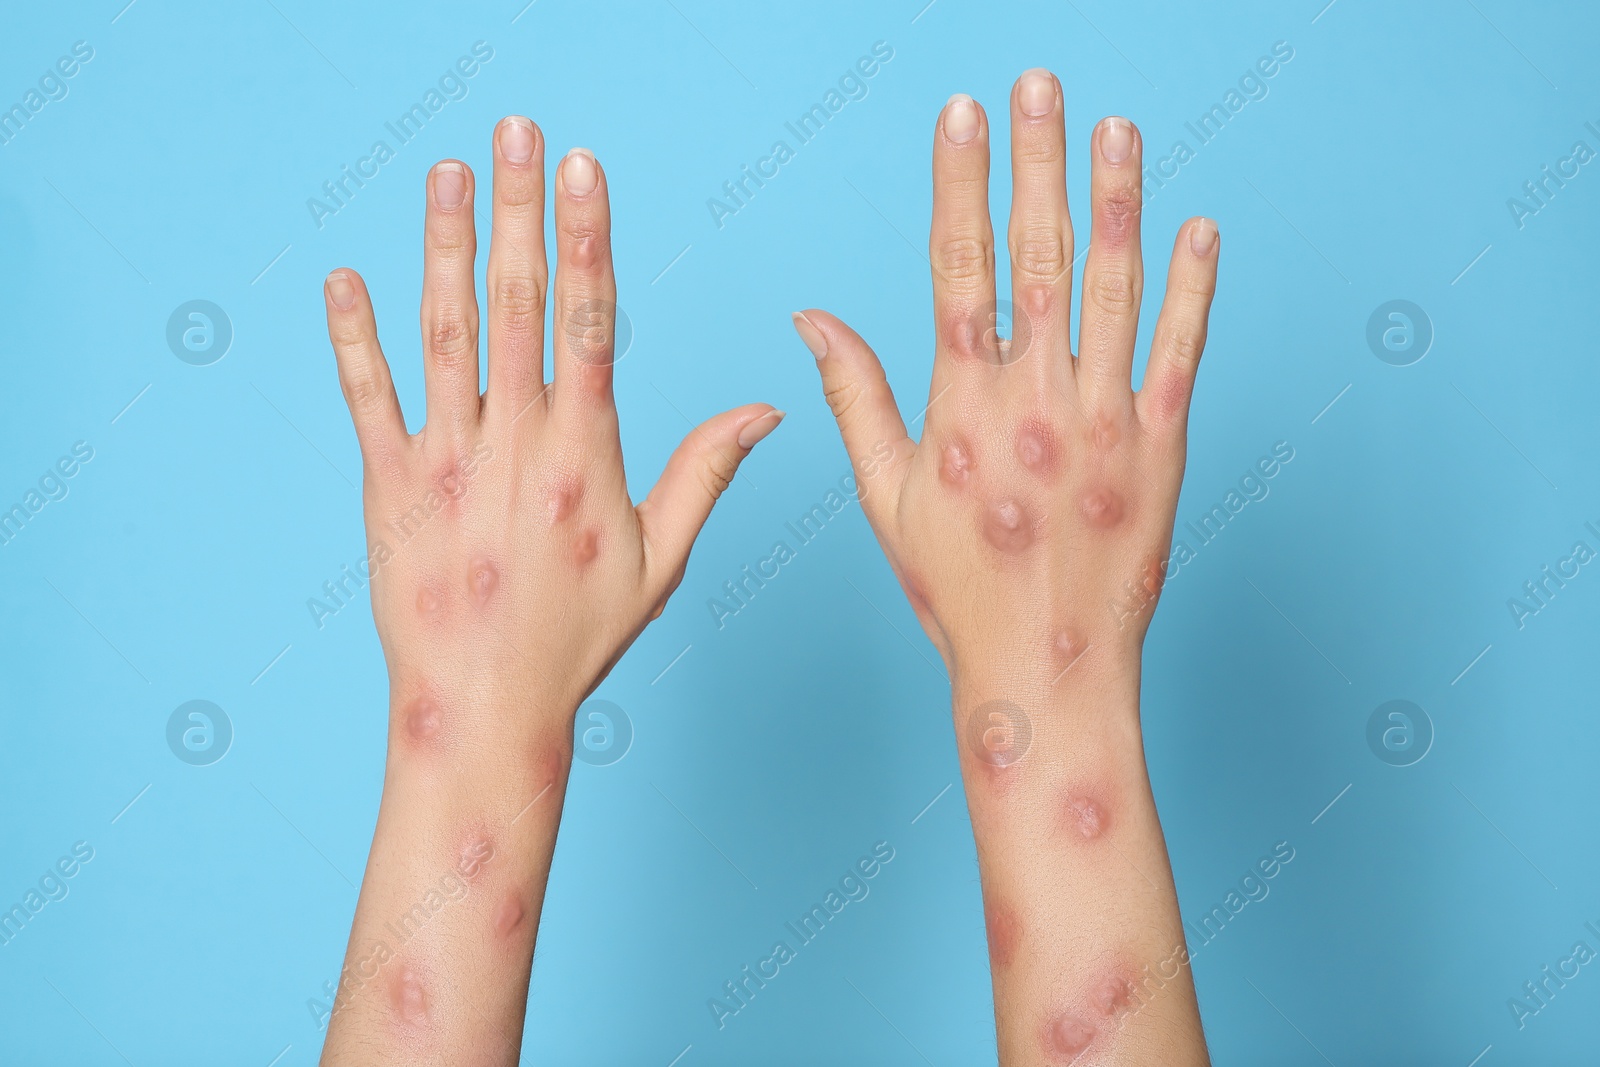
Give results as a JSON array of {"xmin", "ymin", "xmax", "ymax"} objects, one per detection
[
  {"xmin": 560, "ymin": 148, "xmax": 599, "ymax": 197},
  {"xmin": 791, "ymin": 311, "xmax": 827, "ymax": 360},
  {"xmin": 1015, "ymin": 68, "xmax": 1058, "ymax": 118},
  {"xmin": 325, "ymin": 269, "xmax": 358, "ymax": 311},
  {"xmin": 1188, "ymin": 217, "xmax": 1219, "ymax": 257},
  {"xmin": 736, "ymin": 407, "xmax": 785, "ymax": 450},
  {"xmin": 497, "ymin": 115, "xmax": 539, "ymax": 166},
  {"xmin": 942, "ymin": 93, "xmax": 982, "ymax": 145},
  {"xmin": 1095, "ymin": 116, "xmax": 1138, "ymax": 166},
  {"xmin": 430, "ymin": 159, "xmax": 471, "ymax": 209}
]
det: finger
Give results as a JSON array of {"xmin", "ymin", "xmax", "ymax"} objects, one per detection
[
  {"xmin": 636, "ymin": 405, "xmax": 784, "ymax": 594},
  {"xmin": 793, "ymin": 308, "xmax": 913, "ymax": 527},
  {"xmin": 325, "ymin": 269, "xmax": 408, "ymax": 476},
  {"xmin": 485, "ymin": 116, "xmax": 549, "ymax": 425},
  {"xmin": 1138, "ymin": 218, "xmax": 1220, "ymax": 428},
  {"xmin": 1006, "ymin": 68, "xmax": 1075, "ymax": 378},
  {"xmin": 929, "ymin": 93, "xmax": 998, "ymax": 408},
  {"xmin": 550, "ymin": 148, "xmax": 619, "ymax": 431},
  {"xmin": 419, "ymin": 160, "xmax": 482, "ymax": 443},
  {"xmin": 1076, "ymin": 117, "xmax": 1144, "ymax": 409}
]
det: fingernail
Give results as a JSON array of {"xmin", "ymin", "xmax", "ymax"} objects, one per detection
[
  {"xmin": 1099, "ymin": 117, "xmax": 1134, "ymax": 164},
  {"xmin": 1190, "ymin": 218, "xmax": 1217, "ymax": 256},
  {"xmin": 791, "ymin": 311, "xmax": 827, "ymax": 360},
  {"xmin": 738, "ymin": 410, "xmax": 785, "ymax": 450},
  {"xmin": 944, "ymin": 94, "xmax": 979, "ymax": 144},
  {"xmin": 326, "ymin": 271, "xmax": 355, "ymax": 310},
  {"xmin": 563, "ymin": 148, "xmax": 597, "ymax": 196},
  {"xmin": 500, "ymin": 116, "xmax": 535, "ymax": 165},
  {"xmin": 1018, "ymin": 69, "xmax": 1055, "ymax": 117},
  {"xmin": 434, "ymin": 161, "xmax": 467, "ymax": 209}
]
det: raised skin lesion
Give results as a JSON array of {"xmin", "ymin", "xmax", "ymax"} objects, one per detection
[
  {"xmin": 467, "ymin": 557, "xmax": 500, "ymax": 605},
  {"xmin": 1066, "ymin": 795, "xmax": 1109, "ymax": 840},
  {"xmin": 389, "ymin": 965, "xmax": 429, "ymax": 1028},
  {"xmin": 1046, "ymin": 1013, "xmax": 1097, "ymax": 1060},
  {"xmin": 1078, "ymin": 488, "xmax": 1124, "ymax": 529},
  {"xmin": 572, "ymin": 527, "xmax": 600, "ymax": 567},
  {"xmin": 415, "ymin": 586, "xmax": 444, "ymax": 619},
  {"xmin": 982, "ymin": 499, "xmax": 1035, "ymax": 553},
  {"xmin": 939, "ymin": 440, "xmax": 973, "ymax": 487},
  {"xmin": 405, "ymin": 697, "xmax": 442, "ymax": 743}
]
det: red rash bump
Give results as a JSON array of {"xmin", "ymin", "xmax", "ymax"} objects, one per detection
[
  {"xmin": 984, "ymin": 900, "xmax": 1020, "ymax": 969},
  {"xmin": 1067, "ymin": 796, "xmax": 1109, "ymax": 840},
  {"xmin": 1022, "ymin": 282, "xmax": 1053, "ymax": 321},
  {"xmin": 1054, "ymin": 629, "xmax": 1085, "ymax": 666},
  {"xmin": 940, "ymin": 442, "xmax": 972, "ymax": 487},
  {"xmin": 390, "ymin": 966, "xmax": 428, "ymax": 1027},
  {"xmin": 548, "ymin": 484, "xmax": 579, "ymax": 525},
  {"xmin": 433, "ymin": 462, "xmax": 468, "ymax": 505},
  {"xmin": 468, "ymin": 558, "xmax": 499, "ymax": 605},
  {"xmin": 942, "ymin": 309, "xmax": 984, "ymax": 361},
  {"xmin": 406, "ymin": 698, "xmax": 441, "ymax": 742},
  {"xmin": 1092, "ymin": 975, "xmax": 1136, "ymax": 1019},
  {"xmin": 1016, "ymin": 424, "xmax": 1059, "ymax": 476},
  {"xmin": 1080, "ymin": 489, "xmax": 1124, "ymax": 529},
  {"xmin": 573, "ymin": 527, "xmax": 600, "ymax": 566},
  {"xmin": 1046, "ymin": 1014, "xmax": 1097, "ymax": 1060},
  {"xmin": 494, "ymin": 892, "xmax": 526, "ymax": 940},
  {"xmin": 415, "ymin": 587, "xmax": 442, "ymax": 618},
  {"xmin": 982, "ymin": 500, "xmax": 1034, "ymax": 553}
]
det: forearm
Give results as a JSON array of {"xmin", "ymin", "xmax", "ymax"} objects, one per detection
[
  {"xmin": 320, "ymin": 689, "xmax": 573, "ymax": 1066},
  {"xmin": 954, "ymin": 649, "xmax": 1206, "ymax": 1065}
]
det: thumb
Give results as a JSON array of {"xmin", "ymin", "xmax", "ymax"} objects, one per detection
[
  {"xmin": 792, "ymin": 309, "xmax": 913, "ymax": 524},
  {"xmin": 636, "ymin": 404, "xmax": 783, "ymax": 594}
]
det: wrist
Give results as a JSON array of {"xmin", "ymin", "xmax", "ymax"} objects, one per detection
[
  {"xmin": 949, "ymin": 640, "xmax": 1145, "ymax": 784},
  {"xmin": 384, "ymin": 672, "xmax": 578, "ymax": 783}
]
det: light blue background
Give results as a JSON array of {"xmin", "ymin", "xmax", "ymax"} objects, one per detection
[{"xmin": 3, "ymin": 1, "xmax": 1598, "ymax": 1063}]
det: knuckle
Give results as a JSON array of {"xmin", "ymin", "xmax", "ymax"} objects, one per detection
[
  {"xmin": 559, "ymin": 295, "xmax": 616, "ymax": 362},
  {"xmin": 1011, "ymin": 228, "xmax": 1068, "ymax": 280},
  {"xmin": 1163, "ymin": 327, "xmax": 1206, "ymax": 372},
  {"xmin": 1089, "ymin": 268, "xmax": 1138, "ymax": 314},
  {"xmin": 428, "ymin": 316, "xmax": 476, "ymax": 365},
  {"xmin": 498, "ymin": 177, "xmax": 541, "ymax": 210},
  {"xmin": 934, "ymin": 234, "xmax": 992, "ymax": 286},
  {"xmin": 428, "ymin": 221, "xmax": 471, "ymax": 254},
  {"xmin": 492, "ymin": 276, "xmax": 545, "ymax": 332},
  {"xmin": 1096, "ymin": 188, "xmax": 1141, "ymax": 243},
  {"xmin": 342, "ymin": 371, "xmax": 387, "ymax": 414},
  {"xmin": 822, "ymin": 378, "xmax": 864, "ymax": 426},
  {"xmin": 1015, "ymin": 138, "xmax": 1064, "ymax": 168},
  {"xmin": 697, "ymin": 455, "xmax": 735, "ymax": 502}
]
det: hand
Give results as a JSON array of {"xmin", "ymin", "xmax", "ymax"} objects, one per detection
[
  {"xmin": 318, "ymin": 117, "xmax": 780, "ymax": 1064},
  {"xmin": 794, "ymin": 70, "xmax": 1217, "ymax": 1065}
]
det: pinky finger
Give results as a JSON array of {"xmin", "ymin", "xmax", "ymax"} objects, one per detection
[
  {"xmin": 1137, "ymin": 218, "xmax": 1219, "ymax": 428},
  {"xmin": 325, "ymin": 269, "xmax": 409, "ymax": 475}
]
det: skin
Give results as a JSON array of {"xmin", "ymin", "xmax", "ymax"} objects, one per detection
[
  {"xmin": 792, "ymin": 70, "xmax": 1219, "ymax": 1064},
  {"xmin": 317, "ymin": 117, "xmax": 781, "ymax": 1065}
]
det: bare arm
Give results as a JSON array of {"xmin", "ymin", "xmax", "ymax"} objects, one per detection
[
  {"xmin": 795, "ymin": 69, "xmax": 1218, "ymax": 1064},
  {"xmin": 318, "ymin": 117, "xmax": 781, "ymax": 1065}
]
